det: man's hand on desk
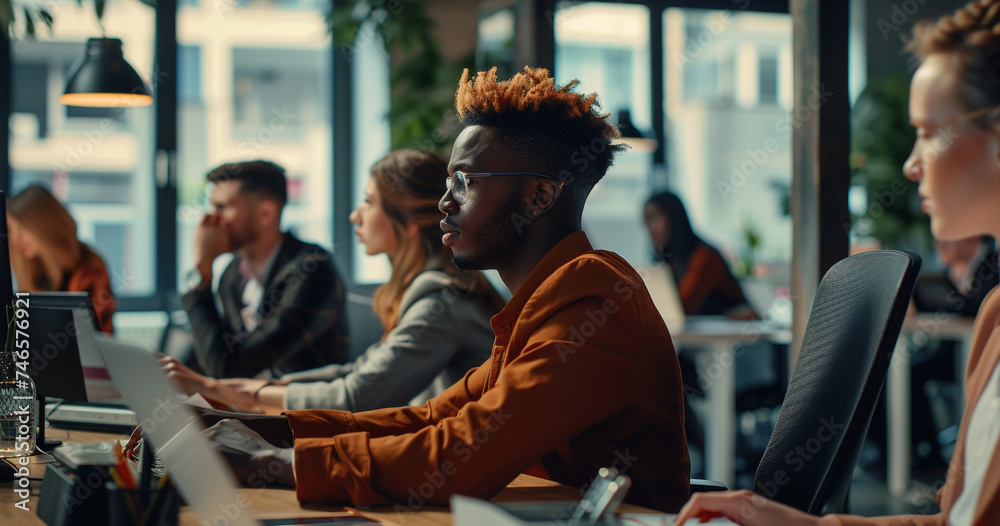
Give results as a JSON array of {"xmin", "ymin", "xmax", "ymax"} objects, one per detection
[
  {"xmin": 206, "ymin": 419, "xmax": 296, "ymax": 488},
  {"xmin": 123, "ymin": 407, "xmax": 295, "ymax": 466}
]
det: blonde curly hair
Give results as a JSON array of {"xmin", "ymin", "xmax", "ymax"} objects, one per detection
[{"xmin": 908, "ymin": 0, "xmax": 1000, "ymax": 114}]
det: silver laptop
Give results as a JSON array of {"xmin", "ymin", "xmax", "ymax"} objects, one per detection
[
  {"xmin": 91, "ymin": 334, "xmax": 260, "ymax": 526},
  {"xmin": 635, "ymin": 263, "xmax": 686, "ymax": 332}
]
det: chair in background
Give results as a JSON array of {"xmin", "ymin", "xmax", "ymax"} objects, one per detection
[{"xmin": 751, "ymin": 249, "xmax": 920, "ymax": 514}]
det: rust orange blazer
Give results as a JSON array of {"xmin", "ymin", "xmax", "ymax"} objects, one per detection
[
  {"xmin": 65, "ymin": 253, "xmax": 116, "ymax": 334},
  {"xmin": 285, "ymin": 231, "xmax": 690, "ymax": 512}
]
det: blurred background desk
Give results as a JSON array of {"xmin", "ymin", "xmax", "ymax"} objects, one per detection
[
  {"xmin": 671, "ymin": 317, "xmax": 792, "ymax": 488},
  {"xmin": 887, "ymin": 313, "xmax": 975, "ymax": 497},
  {"xmin": 1, "ymin": 429, "xmax": 658, "ymax": 526}
]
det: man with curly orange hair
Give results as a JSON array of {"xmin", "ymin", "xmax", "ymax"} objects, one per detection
[{"xmin": 197, "ymin": 66, "xmax": 690, "ymax": 513}]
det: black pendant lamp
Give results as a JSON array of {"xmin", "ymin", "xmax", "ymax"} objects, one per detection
[
  {"xmin": 613, "ymin": 109, "xmax": 657, "ymax": 154},
  {"xmin": 59, "ymin": 38, "xmax": 153, "ymax": 107}
]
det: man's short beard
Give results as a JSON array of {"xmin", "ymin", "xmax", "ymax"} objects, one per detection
[{"xmin": 452, "ymin": 197, "xmax": 525, "ymax": 271}]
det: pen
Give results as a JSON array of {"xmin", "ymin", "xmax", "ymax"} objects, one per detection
[
  {"xmin": 114, "ymin": 440, "xmax": 144, "ymax": 521},
  {"xmin": 113, "ymin": 441, "xmax": 137, "ymax": 490},
  {"xmin": 110, "ymin": 468, "xmax": 142, "ymax": 524},
  {"xmin": 138, "ymin": 474, "xmax": 171, "ymax": 526}
]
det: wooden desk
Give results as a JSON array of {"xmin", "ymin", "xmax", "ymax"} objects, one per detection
[
  {"xmin": 672, "ymin": 317, "xmax": 791, "ymax": 488},
  {"xmin": 1, "ymin": 428, "xmax": 657, "ymax": 525}
]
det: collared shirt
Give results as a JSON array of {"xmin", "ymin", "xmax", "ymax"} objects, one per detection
[
  {"xmin": 285, "ymin": 231, "xmax": 690, "ymax": 512},
  {"xmin": 238, "ymin": 240, "xmax": 283, "ymax": 333}
]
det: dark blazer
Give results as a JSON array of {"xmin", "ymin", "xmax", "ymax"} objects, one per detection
[
  {"xmin": 913, "ymin": 248, "xmax": 999, "ymax": 317},
  {"xmin": 182, "ymin": 232, "xmax": 350, "ymax": 378}
]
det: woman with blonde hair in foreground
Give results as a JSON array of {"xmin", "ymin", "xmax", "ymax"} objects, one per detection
[
  {"xmin": 7, "ymin": 185, "xmax": 116, "ymax": 333},
  {"xmin": 677, "ymin": 1, "xmax": 1000, "ymax": 524}
]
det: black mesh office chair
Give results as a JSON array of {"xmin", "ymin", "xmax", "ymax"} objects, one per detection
[{"xmin": 690, "ymin": 250, "xmax": 921, "ymax": 511}]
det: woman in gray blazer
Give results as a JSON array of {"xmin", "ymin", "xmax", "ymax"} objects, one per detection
[{"xmin": 162, "ymin": 150, "xmax": 505, "ymax": 414}]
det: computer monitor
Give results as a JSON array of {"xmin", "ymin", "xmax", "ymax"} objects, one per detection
[
  {"xmin": 26, "ymin": 291, "xmax": 102, "ymax": 332},
  {"xmin": 25, "ymin": 305, "xmax": 89, "ymax": 402}
]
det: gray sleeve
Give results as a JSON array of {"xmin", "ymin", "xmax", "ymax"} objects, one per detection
[
  {"xmin": 279, "ymin": 362, "xmax": 357, "ymax": 383},
  {"xmin": 282, "ymin": 291, "xmax": 464, "ymax": 412}
]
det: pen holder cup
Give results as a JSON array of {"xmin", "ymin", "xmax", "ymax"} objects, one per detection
[{"xmin": 105, "ymin": 479, "xmax": 180, "ymax": 526}]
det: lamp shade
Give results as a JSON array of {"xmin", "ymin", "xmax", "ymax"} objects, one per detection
[
  {"xmin": 59, "ymin": 38, "xmax": 153, "ymax": 108},
  {"xmin": 613, "ymin": 109, "xmax": 657, "ymax": 153}
]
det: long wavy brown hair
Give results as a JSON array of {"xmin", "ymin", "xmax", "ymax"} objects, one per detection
[
  {"xmin": 370, "ymin": 150, "xmax": 505, "ymax": 337},
  {"xmin": 7, "ymin": 186, "xmax": 108, "ymax": 291}
]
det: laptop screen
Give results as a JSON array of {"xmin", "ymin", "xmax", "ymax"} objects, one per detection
[{"xmin": 26, "ymin": 295, "xmax": 122, "ymax": 402}]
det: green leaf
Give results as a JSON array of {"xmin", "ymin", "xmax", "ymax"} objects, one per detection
[
  {"xmin": 23, "ymin": 8, "xmax": 34, "ymax": 38},
  {"xmin": 39, "ymin": 9, "xmax": 53, "ymax": 30},
  {"xmin": 1, "ymin": 0, "xmax": 15, "ymax": 34},
  {"xmin": 95, "ymin": 0, "xmax": 105, "ymax": 22},
  {"xmin": 325, "ymin": 0, "xmax": 465, "ymax": 153}
]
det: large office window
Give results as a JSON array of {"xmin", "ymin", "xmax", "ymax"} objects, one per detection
[
  {"xmin": 9, "ymin": 1, "xmax": 157, "ymax": 296},
  {"xmin": 175, "ymin": 2, "xmax": 334, "ymax": 285},
  {"xmin": 664, "ymin": 8, "xmax": 792, "ymax": 309},
  {"xmin": 553, "ymin": 4, "xmax": 792, "ymax": 312},
  {"xmin": 554, "ymin": 2, "xmax": 653, "ymax": 267},
  {"xmin": 350, "ymin": 22, "xmax": 392, "ymax": 285}
]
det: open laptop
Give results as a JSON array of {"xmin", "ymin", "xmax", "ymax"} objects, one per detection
[
  {"xmin": 90, "ymin": 333, "xmax": 261, "ymax": 526},
  {"xmin": 28, "ymin": 292, "xmax": 124, "ymax": 401},
  {"xmin": 634, "ymin": 262, "xmax": 686, "ymax": 332},
  {"xmin": 27, "ymin": 292, "xmax": 139, "ymax": 431}
]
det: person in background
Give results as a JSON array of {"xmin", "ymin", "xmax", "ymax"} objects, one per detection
[
  {"xmin": 643, "ymin": 190, "xmax": 766, "ymax": 478},
  {"xmin": 7, "ymin": 185, "xmax": 116, "ymax": 333},
  {"xmin": 644, "ymin": 190, "xmax": 757, "ymax": 320},
  {"xmin": 161, "ymin": 150, "xmax": 504, "ymax": 414},
  {"xmin": 183, "ymin": 160, "xmax": 350, "ymax": 379},
  {"xmin": 903, "ymin": 236, "xmax": 999, "ymax": 470},
  {"xmin": 677, "ymin": 0, "xmax": 1000, "ymax": 523},
  {"xmin": 933, "ymin": 236, "xmax": 998, "ymax": 315}
]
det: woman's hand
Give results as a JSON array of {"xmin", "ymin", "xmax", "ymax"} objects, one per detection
[
  {"xmin": 675, "ymin": 490, "xmax": 829, "ymax": 526},
  {"xmin": 158, "ymin": 354, "xmax": 214, "ymax": 396}
]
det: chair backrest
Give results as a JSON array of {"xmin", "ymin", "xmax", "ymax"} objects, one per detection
[{"xmin": 753, "ymin": 250, "xmax": 920, "ymax": 515}]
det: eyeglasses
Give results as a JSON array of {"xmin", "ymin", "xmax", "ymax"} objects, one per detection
[{"xmin": 445, "ymin": 170, "xmax": 563, "ymax": 205}]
